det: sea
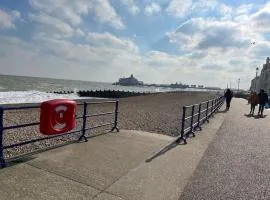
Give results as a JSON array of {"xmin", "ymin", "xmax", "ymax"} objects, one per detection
[{"xmin": 0, "ymin": 74, "xmax": 216, "ymax": 104}]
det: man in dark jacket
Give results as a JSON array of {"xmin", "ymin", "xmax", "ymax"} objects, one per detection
[
  {"xmin": 258, "ymin": 89, "xmax": 268, "ymax": 117},
  {"xmin": 224, "ymin": 89, "xmax": 233, "ymax": 110}
]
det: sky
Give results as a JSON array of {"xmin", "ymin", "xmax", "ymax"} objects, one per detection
[{"xmin": 0, "ymin": 0, "xmax": 270, "ymax": 89}]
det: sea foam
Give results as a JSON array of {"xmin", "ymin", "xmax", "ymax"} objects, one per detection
[{"xmin": 0, "ymin": 91, "xmax": 87, "ymax": 104}]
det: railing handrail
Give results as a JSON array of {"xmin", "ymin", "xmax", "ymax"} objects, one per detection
[
  {"xmin": 177, "ymin": 96, "xmax": 224, "ymax": 144},
  {"xmin": 0, "ymin": 100, "xmax": 120, "ymax": 168}
]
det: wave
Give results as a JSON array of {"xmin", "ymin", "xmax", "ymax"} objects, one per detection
[{"xmin": 0, "ymin": 90, "xmax": 87, "ymax": 104}]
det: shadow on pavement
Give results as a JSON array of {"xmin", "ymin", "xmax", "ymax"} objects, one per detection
[
  {"xmin": 6, "ymin": 156, "xmax": 36, "ymax": 168},
  {"xmin": 244, "ymin": 114, "xmax": 267, "ymax": 119},
  {"xmin": 145, "ymin": 140, "xmax": 178, "ymax": 163},
  {"xmin": 217, "ymin": 109, "xmax": 228, "ymax": 113}
]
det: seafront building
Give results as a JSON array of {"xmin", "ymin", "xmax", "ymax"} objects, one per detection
[{"xmin": 250, "ymin": 57, "xmax": 270, "ymax": 94}]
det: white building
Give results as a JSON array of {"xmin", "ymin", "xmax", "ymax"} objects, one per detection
[
  {"xmin": 250, "ymin": 77, "xmax": 260, "ymax": 92},
  {"xmin": 250, "ymin": 57, "xmax": 270, "ymax": 94}
]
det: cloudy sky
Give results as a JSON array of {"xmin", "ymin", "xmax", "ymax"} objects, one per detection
[{"xmin": 0, "ymin": 0, "xmax": 269, "ymax": 89}]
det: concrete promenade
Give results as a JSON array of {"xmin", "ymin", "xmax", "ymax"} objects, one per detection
[
  {"xmin": 179, "ymin": 98, "xmax": 270, "ymax": 200},
  {"xmin": 0, "ymin": 98, "xmax": 269, "ymax": 200}
]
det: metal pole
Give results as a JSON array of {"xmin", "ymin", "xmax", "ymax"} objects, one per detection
[
  {"xmin": 0, "ymin": 107, "xmax": 6, "ymax": 168},
  {"xmin": 196, "ymin": 104, "xmax": 202, "ymax": 131},
  {"xmin": 211, "ymin": 100, "xmax": 214, "ymax": 117},
  {"xmin": 255, "ymin": 67, "xmax": 259, "ymax": 92},
  {"xmin": 177, "ymin": 106, "xmax": 187, "ymax": 144},
  {"xmin": 205, "ymin": 101, "xmax": 209, "ymax": 123},
  {"xmin": 189, "ymin": 105, "xmax": 195, "ymax": 137},
  {"xmin": 215, "ymin": 98, "xmax": 218, "ymax": 112},
  {"xmin": 78, "ymin": 102, "xmax": 88, "ymax": 142},
  {"xmin": 238, "ymin": 78, "xmax": 240, "ymax": 92},
  {"xmin": 111, "ymin": 100, "xmax": 119, "ymax": 132}
]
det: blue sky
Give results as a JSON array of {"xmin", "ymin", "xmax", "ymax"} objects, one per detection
[{"xmin": 1, "ymin": 0, "xmax": 270, "ymax": 89}]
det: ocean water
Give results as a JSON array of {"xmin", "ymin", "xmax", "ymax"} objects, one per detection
[{"xmin": 0, "ymin": 74, "xmax": 212, "ymax": 104}]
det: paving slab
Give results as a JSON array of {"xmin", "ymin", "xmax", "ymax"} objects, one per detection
[
  {"xmin": 105, "ymin": 111, "xmax": 226, "ymax": 200},
  {"xmin": 0, "ymin": 164, "xmax": 99, "ymax": 200},
  {"xmin": 26, "ymin": 130, "xmax": 172, "ymax": 191},
  {"xmin": 94, "ymin": 192, "xmax": 126, "ymax": 200},
  {"xmin": 179, "ymin": 99, "xmax": 270, "ymax": 200}
]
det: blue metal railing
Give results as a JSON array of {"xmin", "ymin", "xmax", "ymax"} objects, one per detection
[
  {"xmin": 0, "ymin": 100, "xmax": 119, "ymax": 168},
  {"xmin": 177, "ymin": 96, "xmax": 224, "ymax": 144}
]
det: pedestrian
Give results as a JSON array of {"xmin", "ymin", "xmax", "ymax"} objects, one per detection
[
  {"xmin": 248, "ymin": 91, "xmax": 258, "ymax": 115},
  {"xmin": 224, "ymin": 89, "xmax": 233, "ymax": 110},
  {"xmin": 258, "ymin": 89, "xmax": 268, "ymax": 117}
]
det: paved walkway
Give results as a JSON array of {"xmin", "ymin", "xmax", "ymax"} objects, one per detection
[
  {"xmin": 0, "ymin": 111, "xmax": 225, "ymax": 200},
  {"xmin": 0, "ymin": 98, "xmax": 269, "ymax": 200},
  {"xmin": 179, "ymin": 98, "xmax": 270, "ymax": 200}
]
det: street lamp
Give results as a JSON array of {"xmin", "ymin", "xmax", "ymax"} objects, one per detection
[
  {"xmin": 254, "ymin": 67, "xmax": 259, "ymax": 92},
  {"xmin": 238, "ymin": 78, "xmax": 240, "ymax": 92}
]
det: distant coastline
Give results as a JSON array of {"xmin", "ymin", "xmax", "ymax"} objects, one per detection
[{"xmin": 113, "ymin": 74, "xmax": 221, "ymax": 90}]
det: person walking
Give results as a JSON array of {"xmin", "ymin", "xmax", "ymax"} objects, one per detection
[
  {"xmin": 258, "ymin": 89, "xmax": 268, "ymax": 117},
  {"xmin": 248, "ymin": 91, "xmax": 258, "ymax": 115},
  {"xmin": 224, "ymin": 89, "xmax": 233, "ymax": 110}
]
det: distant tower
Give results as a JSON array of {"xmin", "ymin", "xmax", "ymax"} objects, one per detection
[{"xmin": 267, "ymin": 57, "xmax": 270, "ymax": 64}]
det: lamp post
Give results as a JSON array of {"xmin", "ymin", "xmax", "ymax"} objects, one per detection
[
  {"xmin": 254, "ymin": 67, "xmax": 259, "ymax": 92},
  {"xmin": 238, "ymin": 78, "xmax": 240, "ymax": 92}
]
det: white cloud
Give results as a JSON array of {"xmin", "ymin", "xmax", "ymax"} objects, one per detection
[
  {"xmin": 166, "ymin": 0, "xmax": 193, "ymax": 18},
  {"xmin": 29, "ymin": 13, "xmax": 74, "ymax": 38},
  {"xmin": 87, "ymin": 32, "xmax": 138, "ymax": 52},
  {"xmin": 250, "ymin": 41, "xmax": 270, "ymax": 58},
  {"xmin": 191, "ymin": 0, "xmax": 234, "ymax": 20},
  {"xmin": 29, "ymin": 0, "xmax": 125, "ymax": 29},
  {"xmin": 0, "ymin": 9, "xmax": 21, "ymax": 29},
  {"xmin": 145, "ymin": 3, "xmax": 161, "ymax": 16},
  {"xmin": 219, "ymin": 4, "xmax": 232, "ymax": 19},
  {"xmin": 120, "ymin": 0, "xmax": 140, "ymax": 15},
  {"xmin": 29, "ymin": 0, "xmax": 83, "ymax": 26},
  {"xmin": 93, "ymin": 0, "xmax": 125, "ymax": 29},
  {"xmin": 250, "ymin": 2, "xmax": 270, "ymax": 32},
  {"xmin": 235, "ymin": 4, "xmax": 254, "ymax": 15},
  {"xmin": 75, "ymin": 28, "xmax": 85, "ymax": 37},
  {"xmin": 168, "ymin": 18, "xmax": 255, "ymax": 51},
  {"xmin": 191, "ymin": 0, "xmax": 217, "ymax": 14}
]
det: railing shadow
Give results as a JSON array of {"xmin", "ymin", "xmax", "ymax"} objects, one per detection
[
  {"xmin": 145, "ymin": 139, "xmax": 179, "ymax": 163},
  {"xmin": 5, "ymin": 129, "xmax": 115, "ymax": 168}
]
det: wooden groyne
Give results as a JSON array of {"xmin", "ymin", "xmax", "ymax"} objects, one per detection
[
  {"xmin": 77, "ymin": 90, "xmax": 152, "ymax": 98},
  {"xmin": 47, "ymin": 90, "xmax": 153, "ymax": 98},
  {"xmin": 47, "ymin": 91, "xmax": 74, "ymax": 94}
]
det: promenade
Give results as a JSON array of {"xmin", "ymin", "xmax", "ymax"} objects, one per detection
[{"xmin": 0, "ymin": 98, "xmax": 269, "ymax": 200}]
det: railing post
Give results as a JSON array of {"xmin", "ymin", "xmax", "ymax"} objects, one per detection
[
  {"xmin": 111, "ymin": 100, "xmax": 119, "ymax": 132},
  {"xmin": 188, "ymin": 105, "xmax": 196, "ymax": 137},
  {"xmin": 196, "ymin": 104, "xmax": 202, "ymax": 131},
  {"xmin": 211, "ymin": 100, "xmax": 214, "ymax": 117},
  {"xmin": 216, "ymin": 98, "xmax": 220, "ymax": 111},
  {"xmin": 177, "ymin": 106, "xmax": 187, "ymax": 144},
  {"xmin": 215, "ymin": 98, "xmax": 218, "ymax": 112},
  {"xmin": 205, "ymin": 101, "xmax": 209, "ymax": 123},
  {"xmin": 213, "ymin": 98, "xmax": 216, "ymax": 113},
  {"xmin": 218, "ymin": 97, "xmax": 223, "ymax": 110},
  {"xmin": 78, "ymin": 102, "xmax": 88, "ymax": 142},
  {"xmin": 0, "ymin": 107, "xmax": 6, "ymax": 168}
]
